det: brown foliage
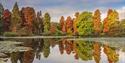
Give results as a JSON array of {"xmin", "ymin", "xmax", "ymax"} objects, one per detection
[{"xmin": 21, "ymin": 7, "xmax": 36, "ymax": 33}]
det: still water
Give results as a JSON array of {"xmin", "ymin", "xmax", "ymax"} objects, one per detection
[{"xmin": 0, "ymin": 38, "xmax": 125, "ymax": 63}]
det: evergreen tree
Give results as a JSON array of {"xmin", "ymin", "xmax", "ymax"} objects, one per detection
[
  {"xmin": 43, "ymin": 12, "xmax": 51, "ymax": 33},
  {"xmin": 33, "ymin": 11, "xmax": 43, "ymax": 35},
  {"xmin": 0, "ymin": 3, "xmax": 4, "ymax": 35},
  {"xmin": 11, "ymin": 2, "xmax": 22, "ymax": 32}
]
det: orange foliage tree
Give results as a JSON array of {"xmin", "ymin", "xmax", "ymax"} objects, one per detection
[
  {"xmin": 93, "ymin": 9, "xmax": 102, "ymax": 36},
  {"xmin": 66, "ymin": 16, "xmax": 73, "ymax": 35},
  {"xmin": 103, "ymin": 9, "xmax": 119, "ymax": 36},
  {"xmin": 103, "ymin": 17, "xmax": 109, "ymax": 33},
  {"xmin": 60, "ymin": 16, "xmax": 66, "ymax": 33}
]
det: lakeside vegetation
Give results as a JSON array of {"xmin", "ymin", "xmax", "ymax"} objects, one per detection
[{"xmin": 0, "ymin": 2, "xmax": 125, "ymax": 37}]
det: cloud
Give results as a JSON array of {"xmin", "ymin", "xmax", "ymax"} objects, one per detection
[
  {"xmin": 42, "ymin": 7, "xmax": 77, "ymax": 22},
  {"xmin": 117, "ymin": 7, "xmax": 125, "ymax": 20},
  {"xmin": 95, "ymin": 0, "xmax": 124, "ymax": 4},
  {"xmin": 0, "ymin": 0, "xmax": 125, "ymax": 22}
]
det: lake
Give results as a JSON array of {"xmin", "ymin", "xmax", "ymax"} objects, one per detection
[{"xmin": 0, "ymin": 37, "xmax": 125, "ymax": 63}]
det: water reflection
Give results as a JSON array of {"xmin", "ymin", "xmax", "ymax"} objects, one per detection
[{"xmin": 0, "ymin": 38, "xmax": 124, "ymax": 63}]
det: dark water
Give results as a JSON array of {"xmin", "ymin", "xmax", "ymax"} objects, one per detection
[{"xmin": 0, "ymin": 38, "xmax": 125, "ymax": 63}]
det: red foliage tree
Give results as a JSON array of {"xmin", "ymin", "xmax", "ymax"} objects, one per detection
[{"xmin": 3, "ymin": 9, "xmax": 11, "ymax": 32}]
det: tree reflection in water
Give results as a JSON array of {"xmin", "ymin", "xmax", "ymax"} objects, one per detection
[
  {"xmin": 43, "ymin": 39, "xmax": 50, "ymax": 58},
  {"xmin": 1, "ymin": 38, "xmax": 120, "ymax": 63},
  {"xmin": 93, "ymin": 42, "xmax": 101, "ymax": 63},
  {"xmin": 58, "ymin": 39, "xmax": 119, "ymax": 63},
  {"xmin": 103, "ymin": 43, "xmax": 119, "ymax": 63}
]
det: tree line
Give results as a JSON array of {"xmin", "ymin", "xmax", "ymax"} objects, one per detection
[
  {"xmin": 59, "ymin": 9, "xmax": 125, "ymax": 37},
  {"xmin": 0, "ymin": 2, "xmax": 125, "ymax": 37},
  {"xmin": 0, "ymin": 2, "xmax": 51, "ymax": 36}
]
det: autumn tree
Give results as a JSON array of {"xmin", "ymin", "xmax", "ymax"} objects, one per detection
[
  {"xmin": 93, "ymin": 9, "xmax": 102, "ymax": 36},
  {"xmin": 11, "ymin": 2, "xmax": 22, "ymax": 32},
  {"xmin": 120, "ymin": 19, "xmax": 125, "ymax": 36},
  {"xmin": 76, "ymin": 12, "xmax": 93, "ymax": 36},
  {"xmin": 108, "ymin": 10, "xmax": 119, "ymax": 36},
  {"xmin": 0, "ymin": 3, "xmax": 4, "ymax": 34},
  {"xmin": 3, "ymin": 9, "xmax": 11, "ymax": 32},
  {"xmin": 50, "ymin": 23, "xmax": 56, "ymax": 34},
  {"xmin": 103, "ymin": 9, "xmax": 113, "ymax": 33},
  {"xmin": 73, "ymin": 12, "xmax": 79, "ymax": 35},
  {"xmin": 33, "ymin": 11, "xmax": 43, "ymax": 35},
  {"xmin": 66, "ymin": 16, "xmax": 73, "ymax": 35},
  {"xmin": 103, "ymin": 17, "xmax": 109, "ymax": 34},
  {"xmin": 60, "ymin": 16, "xmax": 66, "ymax": 33},
  {"xmin": 108, "ymin": 21, "xmax": 120, "ymax": 36},
  {"xmin": 21, "ymin": 7, "xmax": 36, "ymax": 34},
  {"xmin": 108, "ymin": 10, "xmax": 119, "ymax": 26},
  {"xmin": 103, "ymin": 9, "xmax": 119, "ymax": 36}
]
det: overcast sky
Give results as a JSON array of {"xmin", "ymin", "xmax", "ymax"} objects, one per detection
[{"xmin": 0, "ymin": 0, "xmax": 125, "ymax": 22}]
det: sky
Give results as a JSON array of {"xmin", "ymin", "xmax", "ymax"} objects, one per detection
[{"xmin": 0, "ymin": 0, "xmax": 125, "ymax": 22}]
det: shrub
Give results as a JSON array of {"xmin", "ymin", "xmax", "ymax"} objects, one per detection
[{"xmin": 3, "ymin": 32, "xmax": 18, "ymax": 37}]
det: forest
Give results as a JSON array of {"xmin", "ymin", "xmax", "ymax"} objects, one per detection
[{"xmin": 0, "ymin": 2, "xmax": 125, "ymax": 37}]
